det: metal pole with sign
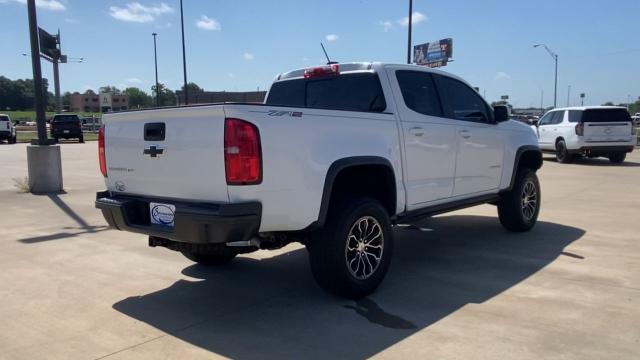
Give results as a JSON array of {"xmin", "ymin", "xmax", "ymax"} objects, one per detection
[{"xmin": 26, "ymin": 0, "xmax": 62, "ymax": 193}]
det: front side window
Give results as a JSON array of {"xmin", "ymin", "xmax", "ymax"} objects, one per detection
[
  {"xmin": 395, "ymin": 70, "xmax": 443, "ymax": 117},
  {"xmin": 538, "ymin": 112, "xmax": 553, "ymax": 126},
  {"xmin": 435, "ymin": 75, "xmax": 490, "ymax": 122},
  {"xmin": 266, "ymin": 73, "xmax": 386, "ymax": 113}
]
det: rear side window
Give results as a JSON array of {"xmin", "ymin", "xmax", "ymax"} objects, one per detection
[
  {"xmin": 568, "ymin": 110, "xmax": 582, "ymax": 123},
  {"xmin": 53, "ymin": 115, "xmax": 80, "ymax": 123},
  {"xmin": 582, "ymin": 109, "xmax": 631, "ymax": 123},
  {"xmin": 434, "ymin": 74, "xmax": 490, "ymax": 122},
  {"xmin": 396, "ymin": 70, "xmax": 442, "ymax": 117},
  {"xmin": 551, "ymin": 111, "xmax": 565, "ymax": 124},
  {"xmin": 266, "ymin": 73, "xmax": 386, "ymax": 112}
]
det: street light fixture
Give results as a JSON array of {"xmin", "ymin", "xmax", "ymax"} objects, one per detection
[
  {"xmin": 152, "ymin": 32, "xmax": 160, "ymax": 107},
  {"xmin": 533, "ymin": 44, "xmax": 558, "ymax": 108},
  {"xmin": 406, "ymin": 0, "xmax": 412, "ymax": 64},
  {"xmin": 179, "ymin": 0, "xmax": 188, "ymax": 105}
]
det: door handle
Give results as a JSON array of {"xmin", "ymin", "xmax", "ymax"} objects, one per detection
[
  {"xmin": 458, "ymin": 130, "xmax": 471, "ymax": 139},
  {"xmin": 409, "ymin": 127, "xmax": 425, "ymax": 137}
]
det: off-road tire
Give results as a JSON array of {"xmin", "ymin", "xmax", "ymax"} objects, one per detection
[
  {"xmin": 308, "ymin": 197, "xmax": 393, "ymax": 299},
  {"xmin": 608, "ymin": 152, "xmax": 626, "ymax": 164},
  {"xmin": 181, "ymin": 245, "xmax": 238, "ymax": 265},
  {"xmin": 498, "ymin": 169, "xmax": 541, "ymax": 232}
]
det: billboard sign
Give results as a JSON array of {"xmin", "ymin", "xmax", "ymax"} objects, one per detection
[
  {"xmin": 414, "ymin": 38, "xmax": 453, "ymax": 68},
  {"xmin": 38, "ymin": 28, "xmax": 59, "ymax": 60}
]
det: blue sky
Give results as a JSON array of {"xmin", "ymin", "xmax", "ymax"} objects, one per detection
[{"xmin": 1, "ymin": 0, "xmax": 638, "ymax": 108}]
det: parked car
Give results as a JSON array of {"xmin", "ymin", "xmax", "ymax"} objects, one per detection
[
  {"xmin": 81, "ymin": 117, "xmax": 102, "ymax": 132},
  {"xmin": 96, "ymin": 62, "xmax": 543, "ymax": 298},
  {"xmin": 535, "ymin": 106, "xmax": 635, "ymax": 163},
  {"xmin": 50, "ymin": 114, "xmax": 84, "ymax": 143},
  {"xmin": 0, "ymin": 114, "xmax": 17, "ymax": 144}
]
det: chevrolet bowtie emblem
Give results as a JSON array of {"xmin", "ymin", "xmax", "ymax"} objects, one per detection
[{"xmin": 143, "ymin": 145, "xmax": 165, "ymax": 158}]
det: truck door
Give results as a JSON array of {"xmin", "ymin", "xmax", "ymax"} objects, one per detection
[
  {"xmin": 432, "ymin": 74, "xmax": 504, "ymax": 197},
  {"xmin": 388, "ymin": 68, "xmax": 457, "ymax": 209}
]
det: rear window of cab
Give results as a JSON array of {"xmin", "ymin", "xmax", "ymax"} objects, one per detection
[{"xmin": 266, "ymin": 73, "xmax": 387, "ymax": 113}]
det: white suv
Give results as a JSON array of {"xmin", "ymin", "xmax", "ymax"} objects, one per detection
[
  {"xmin": 535, "ymin": 106, "xmax": 635, "ymax": 163},
  {"xmin": 0, "ymin": 114, "xmax": 17, "ymax": 144}
]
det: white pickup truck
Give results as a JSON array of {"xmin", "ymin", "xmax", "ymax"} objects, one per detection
[{"xmin": 96, "ymin": 62, "xmax": 542, "ymax": 298}]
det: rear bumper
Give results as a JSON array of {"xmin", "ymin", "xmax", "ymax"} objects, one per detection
[
  {"xmin": 0, "ymin": 131, "xmax": 12, "ymax": 140},
  {"xmin": 95, "ymin": 191, "xmax": 261, "ymax": 244},
  {"xmin": 51, "ymin": 130, "xmax": 82, "ymax": 138},
  {"xmin": 568, "ymin": 145, "xmax": 635, "ymax": 155}
]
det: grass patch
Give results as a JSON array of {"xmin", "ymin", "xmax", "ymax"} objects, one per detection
[
  {"xmin": 16, "ymin": 131, "xmax": 99, "ymax": 143},
  {"xmin": 12, "ymin": 177, "xmax": 30, "ymax": 193}
]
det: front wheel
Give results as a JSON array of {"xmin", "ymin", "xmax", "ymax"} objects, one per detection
[
  {"xmin": 308, "ymin": 197, "xmax": 393, "ymax": 299},
  {"xmin": 608, "ymin": 152, "xmax": 626, "ymax": 164},
  {"xmin": 9, "ymin": 135, "xmax": 17, "ymax": 144},
  {"xmin": 78, "ymin": 135, "xmax": 84, "ymax": 143},
  {"xmin": 498, "ymin": 169, "xmax": 541, "ymax": 232}
]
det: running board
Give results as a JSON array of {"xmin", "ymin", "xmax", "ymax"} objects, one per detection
[{"xmin": 392, "ymin": 194, "xmax": 500, "ymax": 224}]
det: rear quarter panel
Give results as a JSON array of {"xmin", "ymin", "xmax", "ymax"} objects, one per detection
[{"xmin": 224, "ymin": 105, "xmax": 403, "ymax": 232}]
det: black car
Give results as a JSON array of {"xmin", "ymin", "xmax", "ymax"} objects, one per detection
[{"xmin": 50, "ymin": 114, "xmax": 84, "ymax": 143}]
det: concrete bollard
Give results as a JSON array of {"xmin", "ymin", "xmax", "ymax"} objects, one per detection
[{"xmin": 27, "ymin": 145, "xmax": 63, "ymax": 193}]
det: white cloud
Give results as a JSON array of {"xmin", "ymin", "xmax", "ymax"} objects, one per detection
[
  {"xmin": 397, "ymin": 11, "xmax": 427, "ymax": 27},
  {"xmin": 227, "ymin": 73, "xmax": 234, "ymax": 78},
  {"xmin": 0, "ymin": 0, "xmax": 65, "ymax": 11},
  {"xmin": 126, "ymin": 77, "xmax": 142, "ymax": 84},
  {"xmin": 379, "ymin": 20, "xmax": 393, "ymax": 32},
  {"xmin": 243, "ymin": 52, "xmax": 254, "ymax": 60},
  {"xmin": 495, "ymin": 72, "xmax": 511, "ymax": 80},
  {"xmin": 109, "ymin": 2, "xmax": 173, "ymax": 23},
  {"xmin": 325, "ymin": 34, "xmax": 338, "ymax": 42},
  {"xmin": 196, "ymin": 15, "xmax": 220, "ymax": 31}
]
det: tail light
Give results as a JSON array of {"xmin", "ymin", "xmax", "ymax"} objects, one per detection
[
  {"xmin": 98, "ymin": 126, "xmax": 107, "ymax": 177},
  {"xmin": 224, "ymin": 118, "xmax": 262, "ymax": 185},
  {"xmin": 575, "ymin": 123, "xmax": 584, "ymax": 136},
  {"xmin": 304, "ymin": 64, "xmax": 340, "ymax": 78}
]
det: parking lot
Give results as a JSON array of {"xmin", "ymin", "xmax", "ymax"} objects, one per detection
[{"xmin": 1, "ymin": 142, "xmax": 639, "ymax": 359}]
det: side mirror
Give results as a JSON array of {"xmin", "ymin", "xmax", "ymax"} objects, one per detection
[{"xmin": 493, "ymin": 105, "xmax": 510, "ymax": 122}]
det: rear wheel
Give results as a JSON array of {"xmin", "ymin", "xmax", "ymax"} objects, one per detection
[
  {"xmin": 608, "ymin": 152, "xmax": 626, "ymax": 164},
  {"xmin": 79, "ymin": 135, "xmax": 84, "ymax": 143},
  {"xmin": 555, "ymin": 139, "xmax": 573, "ymax": 163},
  {"xmin": 308, "ymin": 197, "xmax": 393, "ymax": 299},
  {"xmin": 498, "ymin": 169, "xmax": 541, "ymax": 232},
  {"xmin": 181, "ymin": 245, "xmax": 238, "ymax": 265},
  {"xmin": 9, "ymin": 135, "xmax": 17, "ymax": 144}
]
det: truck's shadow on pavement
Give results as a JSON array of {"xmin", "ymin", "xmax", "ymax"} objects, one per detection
[{"xmin": 113, "ymin": 215, "xmax": 585, "ymax": 359}]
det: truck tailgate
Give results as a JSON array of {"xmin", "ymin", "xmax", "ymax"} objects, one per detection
[{"xmin": 103, "ymin": 106, "xmax": 229, "ymax": 202}]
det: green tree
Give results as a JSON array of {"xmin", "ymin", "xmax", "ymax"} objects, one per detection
[
  {"xmin": 181, "ymin": 82, "xmax": 204, "ymax": 93},
  {"xmin": 124, "ymin": 87, "xmax": 153, "ymax": 109},
  {"xmin": 151, "ymin": 83, "xmax": 176, "ymax": 107},
  {"xmin": 99, "ymin": 86, "xmax": 121, "ymax": 94}
]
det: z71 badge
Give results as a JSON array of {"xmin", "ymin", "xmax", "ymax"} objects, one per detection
[{"xmin": 268, "ymin": 110, "xmax": 303, "ymax": 117}]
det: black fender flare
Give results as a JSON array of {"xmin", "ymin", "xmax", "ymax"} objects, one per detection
[
  {"xmin": 316, "ymin": 156, "xmax": 396, "ymax": 227},
  {"xmin": 506, "ymin": 145, "xmax": 543, "ymax": 192}
]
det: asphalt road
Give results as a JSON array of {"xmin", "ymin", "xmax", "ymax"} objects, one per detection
[{"xmin": 1, "ymin": 142, "xmax": 639, "ymax": 359}]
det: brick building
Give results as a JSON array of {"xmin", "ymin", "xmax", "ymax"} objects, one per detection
[{"xmin": 69, "ymin": 91, "xmax": 129, "ymax": 113}]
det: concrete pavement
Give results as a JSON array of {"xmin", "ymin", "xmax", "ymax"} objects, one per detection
[{"xmin": 1, "ymin": 142, "xmax": 639, "ymax": 359}]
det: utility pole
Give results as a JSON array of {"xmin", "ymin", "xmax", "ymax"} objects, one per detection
[
  {"xmin": 540, "ymin": 88, "xmax": 544, "ymax": 113},
  {"xmin": 152, "ymin": 32, "xmax": 160, "ymax": 107},
  {"xmin": 180, "ymin": 0, "xmax": 188, "ymax": 105},
  {"xmin": 406, "ymin": 0, "xmax": 412, "ymax": 64},
  {"xmin": 27, "ymin": 0, "xmax": 48, "ymax": 144},
  {"xmin": 534, "ymin": 44, "xmax": 558, "ymax": 108},
  {"xmin": 26, "ymin": 0, "xmax": 62, "ymax": 193},
  {"xmin": 567, "ymin": 85, "xmax": 571, "ymax": 107}
]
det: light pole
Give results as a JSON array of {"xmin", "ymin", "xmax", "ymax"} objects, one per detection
[
  {"xmin": 567, "ymin": 85, "xmax": 571, "ymax": 107},
  {"xmin": 534, "ymin": 44, "xmax": 558, "ymax": 108},
  {"xmin": 180, "ymin": 0, "xmax": 188, "ymax": 105},
  {"xmin": 406, "ymin": 0, "xmax": 413, "ymax": 64},
  {"xmin": 152, "ymin": 32, "xmax": 160, "ymax": 107}
]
